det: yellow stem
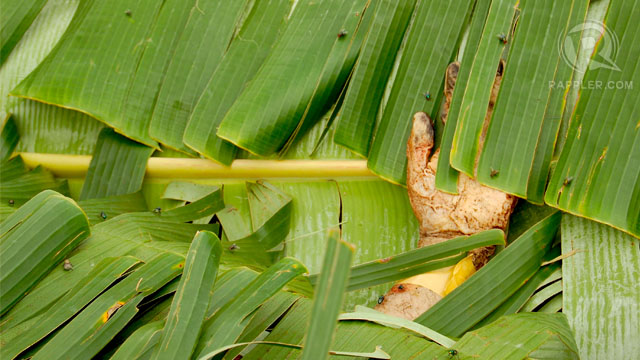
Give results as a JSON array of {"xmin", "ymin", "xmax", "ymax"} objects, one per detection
[{"xmin": 19, "ymin": 153, "xmax": 375, "ymax": 179}]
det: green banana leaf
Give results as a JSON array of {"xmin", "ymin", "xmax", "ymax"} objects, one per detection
[
  {"xmin": 0, "ymin": 189, "xmax": 90, "ymax": 315},
  {"xmin": 153, "ymin": 231, "xmax": 222, "ymax": 360},
  {"xmin": 0, "ymin": 256, "xmax": 140, "ymax": 360},
  {"xmin": 301, "ymin": 230, "xmax": 354, "ymax": 360}
]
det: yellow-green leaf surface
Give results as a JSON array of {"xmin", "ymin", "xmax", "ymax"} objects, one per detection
[
  {"xmin": 184, "ymin": 0, "xmax": 293, "ymax": 165},
  {"xmin": 0, "ymin": 256, "xmax": 140, "ymax": 360},
  {"xmin": 477, "ymin": 0, "xmax": 589, "ymax": 201},
  {"xmin": 367, "ymin": 0, "xmax": 472, "ymax": 185},
  {"xmin": 339, "ymin": 179, "xmax": 419, "ymax": 308},
  {"xmin": 544, "ymin": 0, "xmax": 640, "ymax": 238},
  {"xmin": 216, "ymin": 0, "xmax": 371, "ymax": 156},
  {"xmin": 80, "ymin": 127, "xmax": 153, "ymax": 200},
  {"xmin": 78, "ymin": 191, "xmax": 148, "ymax": 225},
  {"xmin": 562, "ymin": 214, "xmax": 640, "ymax": 358},
  {"xmin": 301, "ymin": 230, "xmax": 354, "ymax": 360},
  {"xmin": 30, "ymin": 253, "xmax": 183, "ymax": 360},
  {"xmin": 333, "ymin": 0, "xmax": 417, "ymax": 157},
  {"xmin": 0, "ymin": 190, "xmax": 90, "ymax": 315},
  {"xmin": 449, "ymin": 0, "xmax": 515, "ymax": 176},
  {"xmin": 435, "ymin": 0, "xmax": 493, "ymax": 194},
  {"xmin": 154, "ymin": 231, "xmax": 222, "ymax": 360},
  {"xmin": 416, "ymin": 212, "xmax": 561, "ymax": 337},
  {"xmin": 147, "ymin": 0, "xmax": 249, "ymax": 154},
  {"xmin": 454, "ymin": 313, "xmax": 579, "ymax": 359}
]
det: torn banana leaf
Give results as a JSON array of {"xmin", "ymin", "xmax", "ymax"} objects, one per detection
[
  {"xmin": 0, "ymin": 163, "xmax": 69, "ymax": 207},
  {"xmin": 449, "ymin": 0, "xmax": 516, "ymax": 177},
  {"xmin": 315, "ymin": 229, "xmax": 505, "ymax": 292},
  {"xmin": 11, "ymin": 0, "xmax": 245, "ymax": 147},
  {"xmin": 301, "ymin": 230, "xmax": 354, "ymax": 360},
  {"xmin": 562, "ymin": 214, "xmax": 640, "ymax": 358},
  {"xmin": 183, "ymin": 0, "xmax": 293, "ymax": 165},
  {"xmin": 194, "ymin": 258, "xmax": 307, "ymax": 359},
  {"xmin": 0, "ymin": 190, "xmax": 90, "ymax": 316},
  {"xmin": 217, "ymin": 181, "xmax": 292, "ymax": 269},
  {"xmin": 544, "ymin": 0, "xmax": 640, "ymax": 238},
  {"xmin": 0, "ymin": 191, "xmax": 222, "ymax": 331},
  {"xmin": 78, "ymin": 191, "xmax": 148, "ymax": 225},
  {"xmin": 224, "ymin": 291, "xmax": 300, "ymax": 360},
  {"xmin": 243, "ymin": 299, "xmax": 451, "ymax": 360},
  {"xmin": 1, "ymin": 114, "xmax": 19, "ymax": 160},
  {"xmin": 275, "ymin": 181, "xmax": 341, "ymax": 272},
  {"xmin": 0, "ymin": 0, "xmax": 47, "ymax": 65},
  {"xmin": 30, "ymin": 253, "xmax": 183, "ymax": 360},
  {"xmin": 333, "ymin": 0, "xmax": 417, "ymax": 158},
  {"xmin": 110, "ymin": 320, "xmax": 164, "ymax": 360},
  {"xmin": 154, "ymin": 231, "xmax": 222, "ymax": 360},
  {"xmin": 339, "ymin": 306, "xmax": 455, "ymax": 348},
  {"xmin": 0, "ymin": 0, "xmax": 104, "ymax": 155},
  {"xmin": 520, "ymin": 278, "xmax": 562, "ymax": 312},
  {"xmin": 474, "ymin": 262, "xmax": 560, "ymax": 329},
  {"xmin": 416, "ymin": 212, "xmax": 561, "ymax": 337},
  {"xmin": 435, "ymin": 0, "xmax": 492, "ymax": 194},
  {"xmin": 216, "ymin": 0, "xmax": 371, "ymax": 157},
  {"xmin": 80, "ymin": 127, "xmax": 153, "ymax": 200},
  {"xmin": 367, "ymin": 0, "xmax": 472, "ymax": 185},
  {"xmin": 162, "ymin": 182, "xmax": 219, "ymax": 224},
  {"xmin": 0, "ymin": 256, "xmax": 140, "ymax": 360},
  {"xmin": 477, "ymin": 0, "xmax": 589, "ymax": 202},
  {"xmin": 454, "ymin": 313, "xmax": 579, "ymax": 359},
  {"xmin": 147, "ymin": 0, "xmax": 249, "ymax": 154}
]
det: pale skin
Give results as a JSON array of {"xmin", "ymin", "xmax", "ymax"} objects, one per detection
[{"xmin": 375, "ymin": 61, "xmax": 517, "ymax": 320}]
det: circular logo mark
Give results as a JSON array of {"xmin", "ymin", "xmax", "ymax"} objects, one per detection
[{"xmin": 558, "ymin": 20, "xmax": 620, "ymax": 73}]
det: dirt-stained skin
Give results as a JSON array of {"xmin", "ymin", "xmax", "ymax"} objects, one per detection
[{"xmin": 375, "ymin": 61, "xmax": 517, "ymax": 320}]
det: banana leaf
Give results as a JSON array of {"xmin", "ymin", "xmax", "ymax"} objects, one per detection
[
  {"xmin": 154, "ymin": 231, "xmax": 222, "ymax": 360},
  {"xmin": 0, "ymin": 256, "xmax": 140, "ymax": 360},
  {"xmin": 1, "ymin": 114, "xmax": 18, "ymax": 160},
  {"xmin": 435, "ymin": 0, "xmax": 493, "ymax": 194},
  {"xmin": 545, "ymin": 0, "xmax": 640, "ymax": 238},
  {"xmin": 243, "ymin": 299, "xmax": 451, "ymax": 360},
  {"xmin": 333, "ymin": 0, "xmax": 417, "ymax": 158},
  {"xmin": 194, "ymin": 258, "xmax": 307, "ymax": 359},
  {"xmin": 147, "ymin": 0, "xmax": 250, "ymax": 154},
  {"xmin": 449, "ymin": 0, "xmax": 515, "ymax": 177},
  {"xmin": 562, "ymin": 214, "xmax": 640, "ymax": 358},
  {"xmin": 454, "ymin": 313, "xmax": 579, "ymax": 359},
  {"xmin": 0, "ymin": 190, "xmax": 90, "ymax": 315},
  {"xmin": 80, "ymin": 127, "xmax": 153, "ymax": 200},
  {"xmin": 0, "ymin": 0, "xmax": 47, "ymax": 65},
  {"xmin": 476, "ymin": 0, "xmax": 589, "ymax": 202},
  {"xmin": 416, "ymin": 212, "xmax": 561, "ymax": 337},
  {"xmin": 216, "ymin": 0, "xmax": 372, "ymax": 157},
  {"xmin": 367, "ymin": 0, "xmax": 472, "ymax": 184},
  {"xmin": 0, "ymin": 190, "xmax": 222, "ymax": 331},
  {"xmin": 301, "ymin": 230, "xmax": 354, "ymax": 360},
  {"xmin": 183, "ymin": 0, "xmax": 293, "ymax": 165},
  {"xmin": 30, "ymin": 253, "xmax": 184, "ymax": 360}
]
